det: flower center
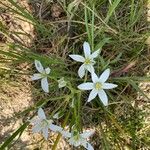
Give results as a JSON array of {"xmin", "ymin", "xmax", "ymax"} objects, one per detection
[
  {"xmin": 40, "ymin": 119, "xmax": 48, "ymax": 128},
  {"xmin": 95, "ymin": 82, "xmax": 102, "ymax": 90},
  {"xmin": 41, "ymin": 72, "xmax": 47, "ymax": 77},
  {"xmin": 72, "ymin": 131, "xmax": 81, "ymax": 141},
  {"xmin": 84, "ymin": 58, "xmax": 91, "ymax": 65},
  {"xmin": 74, "ymin": 134, "xmax": 80, "ymax": 141}
]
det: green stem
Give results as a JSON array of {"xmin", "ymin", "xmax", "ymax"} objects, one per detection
[
  {"xmin": 84, "ymin": 71, "xmax": 88, "ymax": 83},
  {"xmin": 52, "ymin": 111, "xmax": 70, "ymax": 150},
  {"xmin": 77, "ymin": 92, "xmax": 82, "ymax": 132},
  {"xmin": 91, "ymin": 4, "xmax": 95, "ymax": 52}
]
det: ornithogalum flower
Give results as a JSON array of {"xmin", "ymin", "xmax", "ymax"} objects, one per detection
[
  {"xmin": 78, "ymin": 69, "xmax": 118, "ymax": 106},
  {"xmin": 31, "ymin": 60, "xmax": 50, "ymax": 93},
  {"xmin": 30, "ymin": 108, "xmax": 62, "ymax": 140},
  {"xmin": 61, "ymin": 130, "xmax": 94, "ymax": 150},
  {"xmin": 69, "ymin": 42, "xmax": 99, "ymax": 78}
]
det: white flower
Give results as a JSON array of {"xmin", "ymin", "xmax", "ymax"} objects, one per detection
[
  {"xmin": 78, "ymin": 69, "xmax": 118, "ymax": 106},
  {"xmin": 30, "ymin": 108, "xmax": 62, "ymax": 140},
  {"xmin": 58, "ymin": 77, "xmax": 67, "ymax": 88},
  {"xmin": 61, "ymin": 130, "xmax": 94, "ymax": 150},
  {"xmin": 69, "ymin": 42, "xmax": 99, "ymax": 78},
  {"xmin": 31, "ymin": 60, "xmax": 50, "ymax": 93}
]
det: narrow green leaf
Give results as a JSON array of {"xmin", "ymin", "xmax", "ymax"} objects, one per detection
[
  {"xmin": 0, "ymin": 122, "xmax": 29, "ymax": 149},
  {"xmin": 105, "ymin": 0, "xmax": 121, "ymax": 23}
]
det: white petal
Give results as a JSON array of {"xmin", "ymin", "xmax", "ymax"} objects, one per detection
[
  {"xmin": 31, "ymin": 73, "xmax": 42, "ymax": 80},
  {"xmin": 90, "ymin": 49, "xmax": 99, "ymax": 58},
  {"xmin": 82, "ymin": 142, "xmax": 94, "ymax": 150},
  {"xmin": 78, "ymin": 64, "xmax": 86, "ymax": 78},
  {"xmin": 85, "ymin": 65, "xmax": 95, "ymax": 73},
  {"xmin": 38, "ymin": 108, "xmax": 46, "ymax": 119},
  {"xmin": 61, "ymin": 131, "xmax": 72, "ymax": 138},
  {"xmin": 42, "ymin": 127, "xmax": 49, "ymax": 140},
  {"xmin": 99, "ymin": 68, "xmax": 110, "ymax": 82},
  {"xmin": 49, "ymin": 124, "xmax": 62, "ymax": 132},
  {"xmin": 68, "ymin": 137, "xmax": 75, "ymax": 145},
  {"xmin": 45, "ymin": 67, "xmax": 51, "ymax": 74},
  {"xmin": 81, "ymin": 130, "xmax": 95, "ymax": 138},
  {"xmin": 30, "ymin": 117, "xmax": 40, "ymax": 125},
  {"xmin": 32, "ymin": 124, "xmax": 42, "ymax": 133},
  {"xmin": 69, "ymin": 55, "xmax": 85, "ymax": 62},
  {"xmin": 83, "ymin": 42, "xmax": 91, "ymax": 57},
  {"xmin": 41, "ymin": 77, "xmax": 49, "ymax": 93},
  {"xmin": 102, "ymin": 83, "xmax": 118, "ymax": 89},
  {"xmin": 69, "ymin": 137, "xmax": 81, "ymax": 147},
  {"xmin": 91, "ymin": 72, "xmax": 99, "ymax": 83},
  {"xmin": 87, "ymin": 89, "xmax": 98, "ymax": 102},
  {"xmin": 98, "ymin": 90, "xmax": 108, "ymax": 106},
  {"xmin": 78, "ymin": 83, "xmax": 94, "ymax": 90},
  {"xmin": 35, "ymin": 60, "xmax": 44, "ymax": 73}
]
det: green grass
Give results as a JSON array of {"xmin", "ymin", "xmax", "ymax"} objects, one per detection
[{"xmin": 0, "ymin": 0, "xmax": 150, "ymax": 149}]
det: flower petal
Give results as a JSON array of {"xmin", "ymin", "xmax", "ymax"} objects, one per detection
[
  {"xmin": 98, "ymin": 90, "xmax": 108, "ymax": 106},
  {"xmin": 69, "ymin": 137, "xmax": 81, "ymax": 147},
  {"xmin": 35, "ymin": 60, "xmax": 44, "ymax": 73},
  {"xmin": 83, "ymin": 42, "xmax": 91, "ymax": 57},
  {"xmin": 78, "ymin": 83, "xmax": 94, "ymax": 90},
  {"xmin": 99, "ymin": 68, "xmax": 110, "ymax": 82},
  {"xmin": 42, "ymin": 127, "xmax": 49, "ymax": 140},
  {"xmin": 41, "ymin": 77, "xmax": 49, "ymax": 93},
  {"xmin": 49, "ymin": 124, "xmax": 62, "ymax": 132},
  {"xmin": 69, "ymin": 55, "xmax": 85, "ymax": 62},
  {"xmin": 90, "ymin": 49, "xmax": 99, "ymax": 58},
  {"xmin": 87, "ymin": 89, "xmax": 98, "ymax": 102},
  {"xmin": 85, "ymin": 65, "xmax": 95, "ymax": 73},
  {"xmin": 31, "ymin": 73, "xmax": 42, "ymax": 80},
  {"xmin": 30, "ymin": 117, "xmax": 40, "ymax": 125},
  {"xmin": 78, "ymin": 64, "xmax": 86, "ymax": 78},
  {"xmin": 32, "ymin": 124, "xmax": 42, "ymax": 133},
  {"xmin": 38, "ymin": 108, "xmax": 46, "ymax": 119},
  {"xmin": 61, "ymin": 131, "xmax": 72, "ymax": 138},
  {"xmin": 91, "ymin": 72, "xmax": 99, "ymax": 83},
  {"xmin": 102, "ymin": 83, "xmax": 118, "ymax": 89},
  {"xmin": 82, "ymin": 142, "xmax": 94, "ymax": 150},
  {"xmin": 45, "ymin": 67, "xmax": 51, "ymax": 74},
  {"xmin": 81, "ymin": 130, "xmax": 95, "ymax": 138}
]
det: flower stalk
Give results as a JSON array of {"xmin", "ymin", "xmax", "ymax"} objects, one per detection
[{"xmin": 52, "ymin": 110, "xmax": 71, "ymax": 150}]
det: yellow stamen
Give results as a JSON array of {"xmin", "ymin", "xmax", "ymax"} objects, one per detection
[
  {"xmin": 84, "ymin": 58, "xmax": 91, "ymax": 65},
  {"xmin": 95, "ymin": 82, "xmax": 102, "ymax": 90}
]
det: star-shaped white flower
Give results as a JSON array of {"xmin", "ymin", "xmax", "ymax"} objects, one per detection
[
  {"xmin": 30, "ymin": 108, "xmax": 62, "ymax": 140},
  {"xmin": 61, "ymin": 130, "xmax": 94, "ymax": 150},
  {"xmin": 31, "ymin": 60, "xmax": 50, "ymax": 93},
  {"xmin": 78, "ymin": 69, "xmax": 118, "ymax": 106},
  {"xmin": 69, "ymin": 42, "xmax": 99, "ymax": 78}
]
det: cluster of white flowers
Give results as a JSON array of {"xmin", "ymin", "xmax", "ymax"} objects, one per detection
[
  {"xmin": 31, "ymin": 41, "xmax": 118, "ymax": 149},
  {"xmin": 70, "ymin": 41, "xmax": 117, "ymax": 106},
  {"xmin": 30, "ymin": 108, "xmax": 94, "ymax": 150}
]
